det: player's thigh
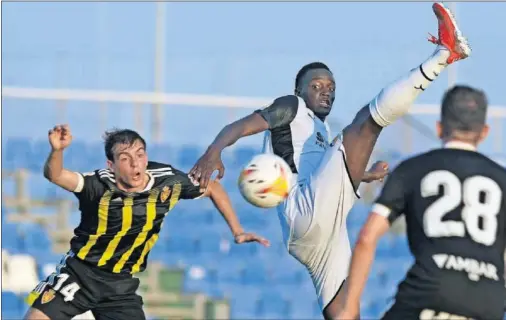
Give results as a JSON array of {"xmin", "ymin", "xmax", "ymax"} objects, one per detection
[
  {"xmin": 27, "ymin": 285, "xmax": 88, "ymax": 320},
  {"xmin": 92, "ymin": 293, "xmax": 145, "ymax": 320},
  {"xmin": 310, "ymin": 144, "xmax": 358, "ymax": 221},
  {"xmin": 287, "ymin": 144, "xmax": 357, "ymax": 242},
  {"xmin": 27, "ymin": 256, "xmax": 92, "ymax": 319},
  {"xmin": 24, "ymin": 307, "xmax": 51, "ymax": 320}
]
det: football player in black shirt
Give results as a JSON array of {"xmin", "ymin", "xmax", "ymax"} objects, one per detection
[
  {"xmin": 339, "ymin": 85, "xmax": 506, "ymax": 320},
  {"xmin": 24, "ymin": 125, "xmax": 268, "ymax": 320}
]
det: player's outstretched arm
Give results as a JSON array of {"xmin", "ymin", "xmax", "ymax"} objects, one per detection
[
  {"xmin": 338, "ymin": 213, "xmax": 390, "ymax": 320},
  {"xmin": 202, "ymin": 180, "xmax": 270, "ymax": 247},
  {"xmin": 189, "ymin": 113, "xmax": 269, "ymax": 190},
  {"xmin": 43, "ymin": 124, "xmax": 82, "ymax": 192},
  {"xmin": 339, "ymin": 161, "xmax": 408, "ymax": 319},
  {"xmin": 190, "ymin": 95, "xmax": 298, "ymax": 189}
]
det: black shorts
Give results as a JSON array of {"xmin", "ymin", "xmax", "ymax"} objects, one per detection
[{"xmin": 28, "ymin": 251, "xmax": 145, "ymax": 320}]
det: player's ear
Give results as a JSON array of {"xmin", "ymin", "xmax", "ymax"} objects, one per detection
[
  {"xmin": 435, "ymin": 121, "xmax": 443, "ymax": 139},
  {"xmin": 478, "ymin": 124, "xmax": 490, "ymax": 144},
  {"xmin": 106, "ymin": 159, "xmax": 114, "ymax": 171}
]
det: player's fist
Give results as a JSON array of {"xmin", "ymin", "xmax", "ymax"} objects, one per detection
[
  {"xmin": 48, "ymin": 124, "xmax": 72, "ymax": 151},
  {"xmin": 363, "ymin": 160, "xmax": 389, "ymax": 183}
]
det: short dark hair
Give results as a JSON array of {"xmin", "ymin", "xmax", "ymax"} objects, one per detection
[
  {"xmin": 103, "ymin": 128, "xmax": 147, "ymax": 161},
  {"xmin": 295, "ymin": 62, "xmax": 331, "ymax": 90},
  {"xmin": 441, "ymin": 85, "xmax": 488, "ymax": 135}
]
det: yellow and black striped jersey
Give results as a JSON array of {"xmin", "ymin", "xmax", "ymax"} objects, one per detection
[{"xmin": 70, "ymin": 161, "xmax": 203, "ymax": 274}]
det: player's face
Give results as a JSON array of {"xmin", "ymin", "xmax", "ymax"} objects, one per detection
[
  {"xmin": 297, "ymin": 68, "xmax": 336, "ymax": 118},
  {"xmin": 108, "ymin": 140, "xmax": 149, "ymax": 191}
]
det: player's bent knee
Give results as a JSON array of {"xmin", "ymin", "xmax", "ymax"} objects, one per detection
[{"xmin": 24, "ymin": 307, "xmax": 51, "ymax": 320}]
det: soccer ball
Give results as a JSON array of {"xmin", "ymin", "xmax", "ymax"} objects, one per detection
[{"xmin": 238, "ymin": 154, "xmax": 293, "ymax": 208}]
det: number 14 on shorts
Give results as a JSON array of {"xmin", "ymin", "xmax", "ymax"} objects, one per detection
[{"xmin": 50, "ymin": 273, "xmax": 80, "ymax": 302}]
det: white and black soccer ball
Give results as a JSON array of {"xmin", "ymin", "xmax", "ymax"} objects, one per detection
[{"xmin": 238, "ymin": 154, "xmax": 293, "ymax": 208}]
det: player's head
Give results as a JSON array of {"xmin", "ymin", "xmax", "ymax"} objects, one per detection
[
  {"xmin": 294, "ymin": 62, "xmax": 335, "ymax": 119},
  {"xmin": 437, "ymin": 85, "xmax": 489, "ymax": 146},
  {"xmin": 104, "ymin": 128, "xmax": 149, "ymax": 191}
]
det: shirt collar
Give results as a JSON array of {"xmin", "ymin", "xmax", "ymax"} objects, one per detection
[{"xmin": 444, "ymin": 141, "xmax": 477, "ymax": 152}]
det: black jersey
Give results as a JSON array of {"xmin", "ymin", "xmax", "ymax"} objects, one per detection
[
  {"xmin": 373, "ymin": 146, "xmax": 506, "ymax": 319},
  {"xmin": 70, "ymin": 161, "xmax": 203, "ymax": 274}
]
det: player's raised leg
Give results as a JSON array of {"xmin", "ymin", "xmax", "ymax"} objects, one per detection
[
  {"xmin": 341, "ymin": 2, "xmax": 471, "ymax": 190},
  {"xmin": 324, "ymin": 3, "xmax": 471, "ymax": 319}
]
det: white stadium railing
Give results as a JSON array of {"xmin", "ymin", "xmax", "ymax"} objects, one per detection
[{"xmin": 2, "ymin": 86, "xmax": 506, "ymax": 153}]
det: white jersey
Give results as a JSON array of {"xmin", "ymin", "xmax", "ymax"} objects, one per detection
[
  {"xmin": 262, "ymin": 96, "xmax": 333, "ymax": 182},
  {"xmin": 256, "ymin": 95, "xmax": 359, "ymax": 309}
]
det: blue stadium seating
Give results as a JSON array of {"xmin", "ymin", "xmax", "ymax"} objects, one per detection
[
  {"xmin": 2, "ymin": 140, "xmax": 443, "ymax": 319},
  {"xmin": 1, "ymin": 291, "xmax": 24, "ymax": 319},
  {"xmin": 2, "ymin": 223, "xmax": 23, "ymax": 254}
]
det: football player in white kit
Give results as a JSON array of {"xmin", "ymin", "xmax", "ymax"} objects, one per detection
[{"xmin": 190, "ymin": 3, "xmax": 471, "ymax": 319}]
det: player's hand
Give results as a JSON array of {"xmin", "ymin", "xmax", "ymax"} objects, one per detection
[
  {"xmin": 362, "ymin": 160, "xmax": 389, "ymax": 183},
  {"xmin": 234, "ymin": 232, "xmax": 270, "ymax": 247},
  {"xmin": 48, "ymin": 124, "xmax": 73, "ymax": 151},
  {"xmin": 189, "ymin": 148, "xmax": 225, "ymax": 192}
]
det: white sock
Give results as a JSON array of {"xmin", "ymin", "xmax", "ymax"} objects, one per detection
[{"xmin": 370, "ymin": 46, "xmax": 450, "ymax": 127}]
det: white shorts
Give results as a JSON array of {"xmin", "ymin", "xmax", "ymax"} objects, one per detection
[{"xmin": 277, "ymin": 142, "xmax": 360, "ymax": 310}]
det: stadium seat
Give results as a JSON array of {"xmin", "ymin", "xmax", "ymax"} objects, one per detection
[
  {"xmin": 165, "ymin": 235, "xmax": 198, "ymax": 254},
  {"xmin": 2, "ymin": 178, "xmax": 16, "ymax": 199},
  {"xmin": 255, "ymin": 291, "xmax": 290, "ymax": 318},
  {"xmin": 2, "ymin": 250, "xmax": 10, "ymax": 285},
  {"xmin": 1, "ymin": 291, "xmax": 23, "ymax": 319},
  {"xmin": 28, "ymin": 140, "xmax": 49, "ymax": 173},
  {"xmin": 241, "ymin": 263, "xmax": 268, "ymax": 285},
  {"xmin": 4, "ymin": 138, "xmax": 32, "ymax": 170},
  {"xmin": 158, "ymin": 268, "xmax": 186, "ymax": 293},
  {"xmin": 214, "ymin": 263, "xmax": 243, "ymax": 284},
  {"xmin": 65, "ymin": 141, "xmax": 90, "ymax": 172},
  {"xmin": 269, "ymin": 267, "xmax": 305, "ymax": 285},
  {"xmin": 226, "ymin": 242, "xmax": 259, "ymax": 258},
  {"xmin": 226, "ymin": 286, "xmax": 262, "ymax": 319},
  {"xmin": 4, "ymin": 254, "xmax": 40, "ymax": 294},
  {"xmin": 287, "ymin": 285, "xmax": 320, "ymax": 319},
  {"xmin": 234, "ymin": 146, "xmax": 257, "ymax": 168},
  {"xmin": 21, "ymin": 224, "xmax": 52, "ymax": 260},
  {"xmin": 177, "ymin": 145, "xmax": 202, "ymax": 169},
  {"xmin": 149, "ymin": 144, "xmax": 176, "ymax": 165},
  {"xmin": 86, "ymin": 142, "xmax": 106, "ymax": 169},
  {"xmin": 2, "ymin": 223, "xmax": 23, "ymax": 253},
  {"xmin": 195, "ymin": 233, "xmax": 225, "ymax": 255}
]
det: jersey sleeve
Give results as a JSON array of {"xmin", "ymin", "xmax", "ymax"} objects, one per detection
[
  {"xmin": 254, "ymin": 95, "xmax": 299, "ymax": 130},
  {"xmin": 172, "ymin": 168, "xmax": 205, "ymax": 200},
  {"xmin": 73, "ymin": 171, "xmax": 105, "ymax": 202},
  {"xmin": 372, "ymin": 162, "xmax": 409, "ymax": 224}
]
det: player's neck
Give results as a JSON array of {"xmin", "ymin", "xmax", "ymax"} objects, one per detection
[{"xmin": 443, "ymin": 140, "xmax": 477, "ymax": 151}]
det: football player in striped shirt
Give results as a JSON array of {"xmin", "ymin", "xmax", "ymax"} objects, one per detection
[{"xmin": 25, "ymin": 125, "xmax": 268, "ymax": 320}]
